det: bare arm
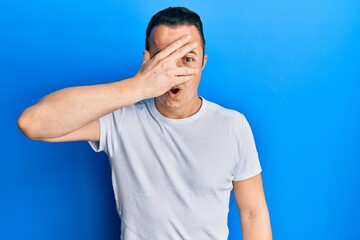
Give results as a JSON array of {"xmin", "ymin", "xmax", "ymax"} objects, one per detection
[
  {"xmin": 18, "ymin": 80, "xmax": 141, "ymax": 141},
  {"xmin": 18, "ymin": 34, "xmax": 199, "ymax": 141},
  {"xmin": 233, "ymin": 174, "xmax": 272, "ymax": 240}
]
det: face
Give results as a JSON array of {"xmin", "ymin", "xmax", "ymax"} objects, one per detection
[{"xmin": 148, "ymin": 24, "xmax": 208, "ymax": 118}]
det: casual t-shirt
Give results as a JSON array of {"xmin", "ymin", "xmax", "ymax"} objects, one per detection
[{"xmin": 89, "ymin": 97, "xmax": 262, "ymax": 240}]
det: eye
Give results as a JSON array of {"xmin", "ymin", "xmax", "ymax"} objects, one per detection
[{"xmin": 184, "ymin": 57, "xmax": 195, "ymax": 63}]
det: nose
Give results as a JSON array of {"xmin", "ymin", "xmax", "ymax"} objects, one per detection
[{"xmin": 176, "ymin": 59, "xmax": 184, "ymax": 68}]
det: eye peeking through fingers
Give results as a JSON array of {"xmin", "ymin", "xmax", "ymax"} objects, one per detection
[
  {"xmin": 185, "ymin": 57, "xmax": 194, "ymax": 63},
  {"xmin": 182, "ymin": 56, "xmax": 196, "ymax": 65}
]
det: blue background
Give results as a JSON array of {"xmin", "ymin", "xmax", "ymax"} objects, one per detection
[{"xmin": 1, "ymin": 0, "xmax": 360, "ymax": 239}]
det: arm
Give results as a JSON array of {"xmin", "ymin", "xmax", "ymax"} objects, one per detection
[
  {"xmin": 233, "ymin": 174, "xmax": 272, "ymax": 240},
  {"xmin": 17, "ymin": 34, "xmax": 199, "ymax": 142}
]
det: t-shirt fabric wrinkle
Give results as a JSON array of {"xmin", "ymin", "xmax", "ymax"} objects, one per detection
[{"xmin": 89, "ymin": 97, "xmax": 262, "ymax": 240}]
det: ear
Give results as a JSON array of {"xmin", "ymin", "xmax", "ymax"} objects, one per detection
[
  {"xmin": 202, "ymin": 54, "xmax": 208, "ymax": 70},
  {"xmin": 142, "ymin": 50, "xmax": 151, "ymax": 65}
]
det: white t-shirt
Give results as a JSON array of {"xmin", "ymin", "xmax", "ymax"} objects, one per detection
[{"xmin": 89, "ymin": 97, "xmax": 262, "ymax": 240}]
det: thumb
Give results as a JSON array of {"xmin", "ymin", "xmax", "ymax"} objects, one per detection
[{"xmin": 141, "ymin": 50, "xmax": 150, "ymax": 65}]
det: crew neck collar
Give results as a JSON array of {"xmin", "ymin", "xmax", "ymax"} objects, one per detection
[{"xmin": 149, "ymin": 97, "xmax": 206, "ymax": 124}]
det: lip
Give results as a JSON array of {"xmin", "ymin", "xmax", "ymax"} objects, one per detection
[{"xmin": 168, "ymin": 86, "xmax": 182, "ymax": 97}]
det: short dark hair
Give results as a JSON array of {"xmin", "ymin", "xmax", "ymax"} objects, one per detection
[{"xmin": 145, "ymin": 7, "xmax": 206, "ymax": 54}]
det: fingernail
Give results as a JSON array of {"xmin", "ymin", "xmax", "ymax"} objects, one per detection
[{"xmin": 185, "ymin": 34, "xmax": 191, "ymax": 40}]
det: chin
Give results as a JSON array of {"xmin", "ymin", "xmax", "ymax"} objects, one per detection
[
  {"xmin": 157, "ymin": 95, "xmax": 184, "ymax": 109},
  {"xmin": 163, "ymin": 98, "xmax": 184, "ymax": 109}
]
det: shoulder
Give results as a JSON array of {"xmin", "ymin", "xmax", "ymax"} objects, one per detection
[
  {"xmin": 201, "ymin": 99, "xmax": 251, "ymax": 145},
  {"xmin": 202, "ymin": 98, "xmax": 246, "ymax": 124}
]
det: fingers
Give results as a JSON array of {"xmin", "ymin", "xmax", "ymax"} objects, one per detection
[
  {"xmin": 154, "ymin": 34, "xmax": 192, "ymax": 60},
  {"xmin": 173, "ymin": 75, "xmax": 193, "ymax": 85},
  {"xmin": 168, "ymin": 41, "xmax": 198, "ymax": 62},
  {"xmin": 168, "ymin": 67, "xmax": 199, "ymax": 86},
  {"xmin": 172, "ymin": 67, "xmax": 199, "ymax": 76}
]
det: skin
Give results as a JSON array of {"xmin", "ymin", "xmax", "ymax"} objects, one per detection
[
  {"xmin": 17, "ymin": 24, "xmax": 272, "ymax": 239},
  {"xmin": 233, "ymin": 174, "xmax": 272, "ymax": 240},
  {"xmin": 147, "ymin": 25, "xmax": 207, "ymax": 119},
  {"xmin": 17, "ymin": 32, "xmax": 200, "ymax": 141}
]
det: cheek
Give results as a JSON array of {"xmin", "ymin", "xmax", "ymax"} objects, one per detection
[
  {"xmin": 184, "ymin": 61, "xmax": 198, "ymax": 67},
  {"xmin": 186, "ymin": 74, "xmax": 201, "ymax": 89}
]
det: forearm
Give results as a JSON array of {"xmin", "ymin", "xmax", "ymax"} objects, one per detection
[
  {"xmin": 18, "ymin": 35, "xmax": 199, "ymax": 140},
  {"xmin": 18, "ymin": 78, "xmax": 143, "ymax": 139},
  {"xmin": 241, "ymin": 209, "xmax": 272, "ymax": 240}
]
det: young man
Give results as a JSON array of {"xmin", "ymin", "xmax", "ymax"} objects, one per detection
[{"xmin": 18, "ymin": 7, "xmax": 272, "ymax": 240}]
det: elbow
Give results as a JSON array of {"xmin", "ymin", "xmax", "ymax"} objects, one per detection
[
  {"xmin": 17, "ymin": 109, "xmax": 42, "ymax": 140},
  {"xmin": 240, "ymin": 208, "xmax": 272, "ymax": 239},
  {"xmin": 241, "ymin": 207, "xmax": 269, "ymax": 223}
]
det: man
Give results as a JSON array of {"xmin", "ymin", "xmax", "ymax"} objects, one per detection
[{"xmin": 18, "ymin": 7, "xmax": 272, "ymax": 240}]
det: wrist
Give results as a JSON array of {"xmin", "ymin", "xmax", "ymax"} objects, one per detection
[{"xmin": 128, "ymin": 76, "xmax": 149, "ymax": 100}]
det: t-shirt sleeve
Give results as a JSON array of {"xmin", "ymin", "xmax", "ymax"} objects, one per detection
[
  {"xmin": 232, "ymin": 115, "xmax": 262, "ymax": 181},
  {"xmin": 88, "ymin": 111, "xmax": 118, "ymax": 156}
]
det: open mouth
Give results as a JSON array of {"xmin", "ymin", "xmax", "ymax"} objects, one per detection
[
  {"xmin": 170, "ymin": 88, "xmax": 180, "ymax": 94},
  {"xmin": 168, "ymin": 87, "xmax": 181, "ymax": 97}
]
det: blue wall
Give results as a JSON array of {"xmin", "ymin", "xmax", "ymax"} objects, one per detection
[{"xmin": 1, "ymin": 0, "xmax": 360, "ymax": 239}]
